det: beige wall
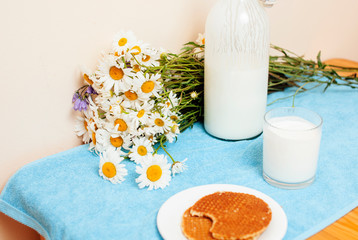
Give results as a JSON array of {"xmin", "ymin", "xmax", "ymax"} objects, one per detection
[{"xmin": 0, "ymin": 0, "xmax": 357, "ymax": 239}]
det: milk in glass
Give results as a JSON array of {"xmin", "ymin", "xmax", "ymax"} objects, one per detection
[{"xmin": 263, "ymin": 116, "xmax": 322, "ymax": 184}]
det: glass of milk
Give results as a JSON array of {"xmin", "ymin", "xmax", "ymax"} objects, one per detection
[{"xmin": 263, "ymin": 107, "xmax": 323, "ymax": 189}]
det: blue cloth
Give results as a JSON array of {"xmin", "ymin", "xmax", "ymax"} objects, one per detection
[{"xmin": 1, "ymin": 85, "xmax": 358, "ymax": 240}]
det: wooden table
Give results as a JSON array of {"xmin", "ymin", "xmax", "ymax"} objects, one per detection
[{"xmin": 308, "ymin": 207, "xmax": 358, "ymax": 240}]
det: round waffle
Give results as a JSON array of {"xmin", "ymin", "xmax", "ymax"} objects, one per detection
[
  {"xmin": 190, "ymin": 191, "xmax": 272, "ymax": 240},
  {"xmin": 181, "ymin": 208, "xmax": 216, "ymax": 240},
  {"xmin": 181, "ymin": 207, "xmax": 260, "ymax": 240}
]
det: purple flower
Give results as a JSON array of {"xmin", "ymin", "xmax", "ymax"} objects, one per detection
[
  {"xmin": 73, "ymin": 97, "xmax": 88, "ymax": 111},
  {"xmin": 86, "ymin": 86, "xmax": 97, "ymax": 95},
  {"xmin": 72, "ymin": 92, "xmax": 80, "ymax": 103}
]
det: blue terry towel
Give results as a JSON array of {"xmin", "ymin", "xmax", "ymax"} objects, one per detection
[{"xmin": 0, "ymin": 84, "xmax": 358, "ymax": 240}]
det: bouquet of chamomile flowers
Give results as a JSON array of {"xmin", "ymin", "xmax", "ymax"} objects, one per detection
[{"xmin": 72, "ymin": 31, "xmax": 187, "ymax": 190}]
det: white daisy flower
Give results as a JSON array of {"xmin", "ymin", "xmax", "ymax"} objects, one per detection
[
  {"xmin": 124, "ymin": 84, "xmax": 150, "ymax": 104},
  {"xmin": 112, "ymin": 31, "xmax": 137, "ymax": 56},
  {"xmin": 99, "ymin": 149, "xmax": 127, "ymax": 184},
  {"xmin": 128, "ymin": 41, "xmax": 150, "ymax": 57},
  {"xmin": 74, "ymin": 115, "xmax": 91, "ymax": 143},
  {"xmin": 135, "ymin": 154, "xmax": 171, "ymax": 190},
  {"xmin": 128, "ymin": 101, "xmax": 154, "ymax": 126},
  {"xmin": 168, "ymin": 111, "xmax": 180, "ymax": 123},
  {"xmin": 113, "ymin": 133, "xmax": 134, "ymax": 151},
  {"xmin": 136, "ymin": 48, "xmax": 160, "ymax": 67},
  {"xmin": 100, "ymin": 95, "xmax": 125, "ymax": 116},
  {"xmin": 110, "ymin": 114, "xmax": 133, "ymax": 133},
  {"xmin": 96, "ymin": 55, "xmax": 133, "ymax": 95},
  {"xmin": 149, "ymin": 112, "xmax": 172, "ymax": 135},
  {"xmin": 160, "ymin": 91, "xmax": 179, "ymax": 115},
  {"xmin": 194, "ymin": 33, "xmax": 205, "ymax": 58},
  {"xmin": 130, "ymin": 63, "xmax": 142, "ymax": 73},
  {"xmin": 165, "ymin": 122, "xmax": 180, "ymax": 143},
  {"xmin": 120, "ymin": 83, "xmax": 148, "ymax": 107},
  {"xmin": 80, "ymin": 66, "xmax": 96, "ymax": 86},
  {"xmin": 104, "ymin": 116, "xmax": 136, "ymax": 148},
  {"xmin": 95, "ymin": 128, "xmax": 129, "ymax": 152},
  {"xmin": 133, "ymin": 72, "xmax": 163, "ymax": 98},
  {"xmin": 129, "ymin": 137, "xmax": 154, "ymax": 164},
  {"xmin": 122, "ymin": 89, "xmax": 139, "ymax": 102},
  {"xmin": 190, "ymin": 91, "xmax": 199, "ymax": 99},
  {"xmin": 171, "ymin": 158, "xmax": 188, "ymax": 176},
  {"xmin": 196, "ymin": 33, "xmax": 205, "ymax": 46}
]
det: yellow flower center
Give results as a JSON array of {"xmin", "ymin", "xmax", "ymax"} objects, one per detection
[
  {"xmin": 142, "ymin": 55, "xmax": 151, "ymax": 62},
  {"xmin": 118, "ymin": 38, "xmax": 127, "ymax": 47},
  {"xmin": 137, "ymin": 146, "xmax": 148, "ymax": 156},
  {"xmin": 154, "ymin": 118, "xmax": 165, "ymax": 127},
  {"xmin": 171, "ymin": 125, "xmax": 178, "ymax": 133},
  {"xmin": 83, "ymin": 74, "xmax": 93, "ymax": 85},
  {"xmin": 131, "ymin": 46, "xmax": 141, "ymax": 55},
  {"xmin": 133, "ymin": 64, "xmax": 141, "ymax": 72},
  {"xmin": 137, "ymin": 109, "xmax": 145, "ymax": 118},
  {"xmin": 141, "ymin": 81, "xmax": 155, "ymax": 93},
  {"xmin": 124, "ymin": 90, "xmax": 138, "ymax": 101},
  {"xmin": 146, "ymin": 165, "xmax": 162, "ymax": 182},
  {"xmin": 110, "ymin": 136, "xmax": 123, "ymax": 148},
  {"xmin": 170, "ymin": 115, "xmax": 178, "ymax": 121},
  {"xmin": 92, "ymin": 132, "xmax": 96, "ymax": 145},
  {"xmin": 114, "ymin": 119, "xmax": 128, "ymax": 131},
  {"xmin": 109, "ymin": 66, "xmax": 124, "ymax": 80},
  {"xmin": 202, "ymin": 38, "xmax": 205, "ymax": 45},
  {"xmin": 166, "ymin": 101, "xmax": 171, "ymax": 107},
  {"xmin": 102, "ymin": 162, "xmax": 117, "ymax": 178}
]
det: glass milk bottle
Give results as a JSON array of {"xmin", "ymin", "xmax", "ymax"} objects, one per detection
[{"xmin": 204, "ymin": 0, "xmax": 270, "ymax": 140}]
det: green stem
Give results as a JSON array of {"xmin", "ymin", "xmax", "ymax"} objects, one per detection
[
  {"xmin": 159, "ymin": 136, "xmax": 175, "ymax": 163},
  {"xmin": 153, "ymin": 144, "xmax": 161, "ymax": 155},
  {"xmin": 292, "ymin": 82, "xmax": 309, "ymax": 107}
]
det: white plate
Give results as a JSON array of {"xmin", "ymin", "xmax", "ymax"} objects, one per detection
[{"xmin": 157, "ymin": 184, "xmax": 287, "ymax": 240}]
